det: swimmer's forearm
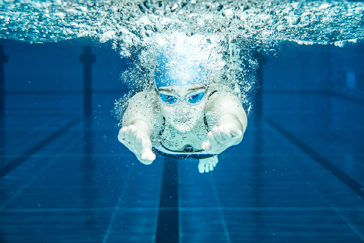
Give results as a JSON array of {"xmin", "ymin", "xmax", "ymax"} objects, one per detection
[
  {"xmin": 218, "ymin": 113, "xmax": 245, "ymax": 133},
  {"xmin": 203, "ymin": 113, "xmax": 245, "ymax": 154},
  {"xmin": 130, "ymin": 119, "xmax": 152, "ymax": 139},
  {"xmin": 207, "ymin": 91, "xmax": 247, "ymax": 133},
  {"xmin": 119, "ymin": 119, "xmax": 155, "ymax": 165}
]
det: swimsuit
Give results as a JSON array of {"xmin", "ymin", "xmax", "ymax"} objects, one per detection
[{"xmin": 153, "ymin": 91, "xmax": 218, "ymax": 160}]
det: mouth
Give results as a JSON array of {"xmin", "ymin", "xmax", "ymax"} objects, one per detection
[{"xmin": 174, "ymin": 117, "xmax": 191, "ymax": 123}]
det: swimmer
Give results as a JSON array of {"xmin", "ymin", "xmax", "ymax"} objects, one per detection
[{"xmin": 118, "ymin": 52, "xmax": 247, "ymax": 173}]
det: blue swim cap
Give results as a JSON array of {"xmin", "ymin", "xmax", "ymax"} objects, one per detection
[{"xmin": 154, "ymin": 52, "xmax": 207, "ymax": 88}]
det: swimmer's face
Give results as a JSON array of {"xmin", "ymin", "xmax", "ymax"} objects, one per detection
[{"xmin": 157, "ymin": 84, "xmax": 207, "ymax": 133}]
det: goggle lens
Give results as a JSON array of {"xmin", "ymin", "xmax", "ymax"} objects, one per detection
[
  {"xmin": 187, "ymin": 92, "xmax": 205, "ymax": 104},
  {"xmin": 159, "ymin": 92, "xmax": 206, "ymax": 105},
  {"xmin": 160, "ymin": 94, "xmax": 178, "ymax": 104}
]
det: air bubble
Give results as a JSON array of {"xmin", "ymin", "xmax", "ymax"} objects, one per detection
[{"xmin": 1, "ymin": 0, "xmax": 362, "ymax": 126}]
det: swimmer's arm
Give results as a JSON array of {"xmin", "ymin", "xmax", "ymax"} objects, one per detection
[
  {"xmin": 217, "ymin": 95, "xmax": 247, "ymax": 134},
  {"xmin": 203, "ymin": 92, "xmax": 247, "ymax": 154},
  {"xmin": 218, "ymin": 113, "xmax": 245, "ymax": 135},
  {"xmin": 118, "ymin": 91, "xmax": 158, "ymax": 165},
  {"xmin": 122, "ymin": 91, "xmax": 156, "ymax": 129},
  {"xmin": 118, "ymin": 119, "xmax": 155, "ymax": 165}
]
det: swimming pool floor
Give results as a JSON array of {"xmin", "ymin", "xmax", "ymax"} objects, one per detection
[{"xmin": 0, "ymin": 109, "xmax": 363, "ymax": 243}]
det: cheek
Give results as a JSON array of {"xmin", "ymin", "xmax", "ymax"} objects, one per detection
[
  {"xmin": 187, "ymin": 105, "xmax": 204, "ymax": 119},
  {"xmin": 189, "ymin": 100, "xmax": 205, "ymax": 114},
  {"xmin": 160, "ymin": 105, "xmax": 173, "ymax": 117}
]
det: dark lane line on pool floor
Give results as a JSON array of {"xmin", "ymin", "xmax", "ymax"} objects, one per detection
[
  {"xmin": 155, "ymin": 157, "xmax": 179, "ymax": 243},
  {"xmin": 0, "ymin": 118, "xmax": 80, "ymax": 179},
  {"xmin": 266, "ymin": 119, "xmax": 364, "ymax": 201}
]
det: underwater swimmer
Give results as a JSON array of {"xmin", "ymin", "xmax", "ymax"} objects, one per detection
[{"xmin": 118, "ymin": 53, "xmax": 247, "ymax": 173}]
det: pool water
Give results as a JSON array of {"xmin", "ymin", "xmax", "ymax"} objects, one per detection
[{"xmin": 0, "ymin": 37, "xmax": 363, "ymax": 242}]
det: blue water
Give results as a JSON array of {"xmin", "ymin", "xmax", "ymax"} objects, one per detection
[{"xmin": 0, "ymin": 39, "xmax": 364, "ymax": 243}]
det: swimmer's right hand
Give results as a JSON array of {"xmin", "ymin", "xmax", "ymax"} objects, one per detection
[{"xmin": 118, "ymin": 125, "xmax": 156, "ymax": 165}]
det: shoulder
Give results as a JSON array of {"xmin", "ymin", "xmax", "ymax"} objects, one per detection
[
  {"xmin": 206, "ymin": 83, "xmax": 235, "ymax": 102},
  {"xmin": 123, "ymin": 90, "xmax": 162, "ymax": 127},
  {"xmin": 204, "ymin": 83, "xmax": 244, "ymax": 121}
]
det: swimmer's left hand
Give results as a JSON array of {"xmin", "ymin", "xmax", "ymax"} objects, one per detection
[{"xmin": 202, "ymin": 126, "xmax": 243, "ymax": 154}]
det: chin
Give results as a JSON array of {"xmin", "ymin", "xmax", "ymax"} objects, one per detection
[{"xmin": 171, "ymin": 120, "xmax": 196, "ymax": 133}]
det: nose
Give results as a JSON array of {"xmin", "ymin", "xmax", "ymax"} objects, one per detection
[
  {"xmin": 180, "ymin": 105, "xmax": 189, "ymax": 113},
  {"xmin": 175, "ymin": 103, "xmax": 190, "ymax": 114}
]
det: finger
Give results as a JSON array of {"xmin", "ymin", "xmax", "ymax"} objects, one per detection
[
  {"xmin": 134, "ymin": 135, "xmax": 145, "ymax": 154},
  {"xmin": 198, "ymin": 162, "xmax": 205, "ymax": 173},
  {"xmin": 220, "ymin": 127, "xmax": 232, "ymax": 140},
  {"xmin": 213, "ymin": 160, "xmax": 218, "ymax": 167},
  {"xmin": 198, "ymin": 163, "xmax": 205, "ymax": 174},
  {"xmin": 140, "ymin": 150, "xmax": 156, "ymax": 165},
  {"xmin": 205, "ymin": 163, "xmax": 209, "ymax": 173},
  {"xmin": 202, "ymin": 141, "xmax": 212, "ymax": 151},
  {"xmin": 228, "ymin": 126, "xmax": 243, "ymax": 137},
  {"xmin": 207, "ymin": 131, "xmax": 219, "ymax": 146},
  {"xmin": 212, "ymin": 126, "xmax": 224, "ymax": 143},
  {"xmin": 209, "ymin": 162, "xmax": 214, "ymax": 172},
  {"xmin": 134, "ymin": 135, "xmax": 155, "ymax": 165},
  {"xmin": 129, "ymin": 126, "xmax": 138, "ymax": 149},
  {"xmin": 135, "ymin": 135, "xmax": 153, "ymax": 156},
  {"xmin": 124, "ymin": 125, "xmax": 132, "ymax": 144},
  {"xmin": 118, "ymin": 127, "xmax": 127, "ymax": 142}
]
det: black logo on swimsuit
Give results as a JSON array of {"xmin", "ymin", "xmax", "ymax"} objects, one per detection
[{"xmin": 184, "ymin": 145, "xmax": 194, "ymax": 153}]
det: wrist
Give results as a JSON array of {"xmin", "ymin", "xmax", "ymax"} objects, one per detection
[
  {"xmin": 218, "ymin": 113, "xmax": 244, "ymax": 132},
  {"xmin": 131, "ymin": 119, "xmax": 152, "ymax": 139}
]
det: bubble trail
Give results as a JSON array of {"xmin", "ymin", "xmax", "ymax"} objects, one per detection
[{"xmin": 1, "ymin": 0, "xmax": 363, "ymax": 116}]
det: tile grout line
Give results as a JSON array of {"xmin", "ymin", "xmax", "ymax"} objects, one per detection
[
  {"xmin": 0, "ymin": 134, "xmax": 83, "ymax": 212},
  {"xmin": 0, "ymin": 160, "xmax": 60, "ymax": 212},
  {"xmin": 3, "ymin": 206, "xmax": 364, "ymax": 213},
  {"xmin": 102, "ymin": 167, "xmax": 134, "ymax": 243},
  {"xmin": 298, "ymin": 124, "xmax": 364, "ymax": 172},
  {"xmin": 268, "ymin": 120, "xmax": 364, "ymax": 241},
  {"xmin": 0, "ymin": 119, "xmax": 55, "ymax": 153},
  {"xmin": 178, "ymin": 162, "xmax": 182, "ymax": 243},
  {"xmin": 152, "ymin": 161, "xmax": 165, "ymax": 243},
  {"xmin": 266, "ymin": 119, "xmax": 364, "ymax": 200},
  {"xmin": 209, "ymin": 173, "xmax": 232, "ymax": 243},
  {"xmin": 0, "ymin": 118, "xmax": 81, "ymax": 179},
  {"xmin": 281, "ymin": 154, "xmax": 364, "ymax": 241}
]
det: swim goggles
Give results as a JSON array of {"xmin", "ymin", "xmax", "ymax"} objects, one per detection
[{"xmin": 157, "ymin": 86, "xmax": 208, "ymax": 106}]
